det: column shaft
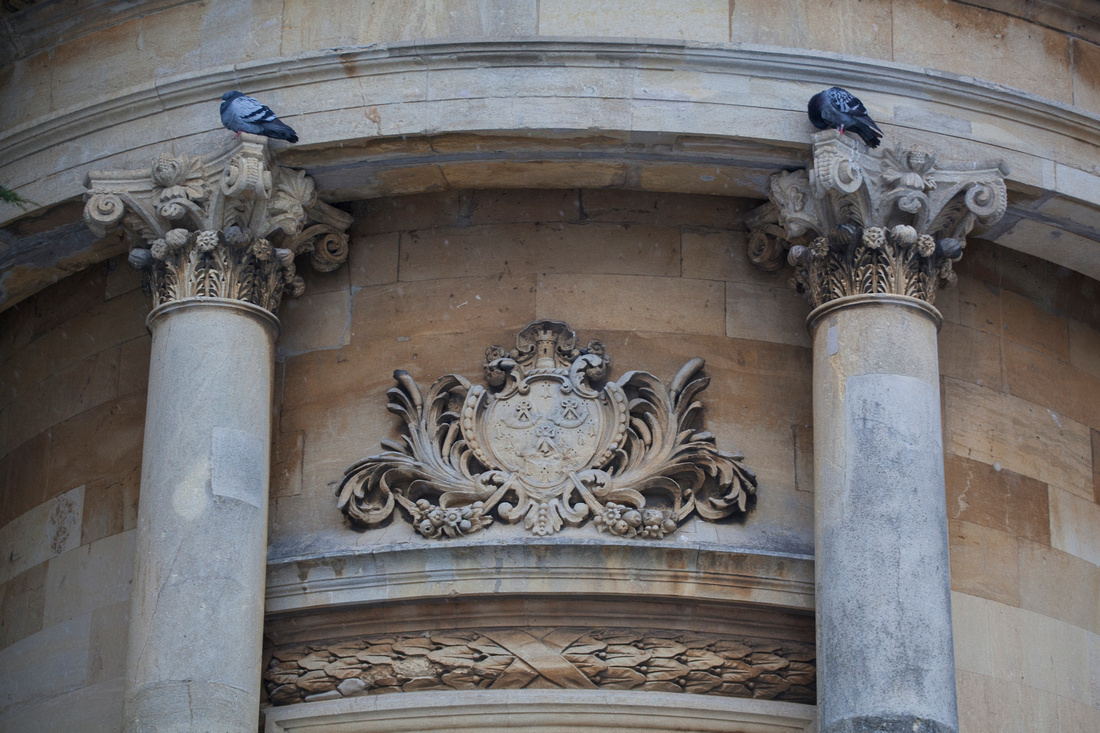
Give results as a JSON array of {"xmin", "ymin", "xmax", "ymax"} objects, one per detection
[
  {"xmin": 124, "ymin": 298, "xmax": 277, "ymax": 733},
  {"xmin": 811, "ymin": 294, "xmax": 957, "ymax": 733}
]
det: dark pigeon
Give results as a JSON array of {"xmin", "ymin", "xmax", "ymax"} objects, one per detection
[
  {"xmin": 808, "ymin": 87, "xmax": 883, "ymax": 149},
  {"xmin": 220, "ymin": 91, "xmax": 299, "ymax": 143}
]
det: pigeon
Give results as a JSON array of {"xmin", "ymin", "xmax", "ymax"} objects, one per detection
[
  {"xmin": 220, "ymin": 91, "xmax": 299, "ymax": 143},
  {"xmin": 807, "ymin": 87, "xmax": 883, "ymax": 149}
]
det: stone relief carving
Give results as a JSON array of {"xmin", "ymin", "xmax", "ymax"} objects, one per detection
[
  {"xmin": 337, "ymin": 321, "xmax": 757, "ymax": 538},
  {"xmin": 264, "ymin": 627, "xmax": 815, "ymax": 706},
  {"xmin": 83, "ymin": 134, "xmax": 352, "ymax": 312},
  {"xmin": 747, "ymin": 130, "xmax": 1008, "ymax": 308}
]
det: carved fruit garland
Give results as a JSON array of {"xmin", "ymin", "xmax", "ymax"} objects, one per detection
[{"xmin": 336, "ymin": 321, "xmax": 757, "ymax": 539}]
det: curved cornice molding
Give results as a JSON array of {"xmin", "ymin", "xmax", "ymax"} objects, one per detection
[
  {"xmin": 2, "ymin": 38, "xmax": 1099, "ymax": 192},
  {"xmin": 265, "ymin": 542, "xmax": 815, "ymax": 616}
]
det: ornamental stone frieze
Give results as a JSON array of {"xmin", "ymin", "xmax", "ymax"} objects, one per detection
[
  {"xmin": 264, "ymin": 627, "xmax": 815, "ymax": 705},
  {"xmin": 337, "ymin": 320, "xmax": 758, "ymax": 539},
  {"xmin": 747, "ymin": 130, "xmax": 1008, "ymax": 308},
  {"xmin": 83, "ymin": 133, "xmax": 352, "ymax": 313}
]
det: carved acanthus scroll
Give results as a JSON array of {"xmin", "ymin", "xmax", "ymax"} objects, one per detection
[
  {"xmin": 83, "ymin": 134, "xmax": 352, "ymax": 312},
  {"xmin": 748, "ymin": 130, "xmax": 1008, "ymax": 308},
  {"xmin": 337, "ymin": 321, "xmax": 757, "ymax": 538}
]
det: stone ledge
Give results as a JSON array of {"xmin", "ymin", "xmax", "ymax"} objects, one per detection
[
  {"xmin": 265, "ymin": 541, "xmax": 815, "ymax": 615},
  {"xmin": 262, "ymin": 688, "xmax": 816, "ymax": 733}
]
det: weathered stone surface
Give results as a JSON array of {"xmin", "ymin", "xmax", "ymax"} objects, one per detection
[
  {"xmin": 1017, "ymin": 539, "xmax": 1100, "ymax": 635},
  {"xmin": 948, "ymin": 520, "xmax": 1020, "ymax": 606},
  {"xmin": 938, "ymin": 322, "xmax": 1003, "ymax": 389},
  {"xmin": 944, "ymin": 377, "xmax": 1093, "ymax": 499},
  {"xmin": 398, "ymin": 222, "xmax": 681, "ymax": 281},
  {"xmin": 1048, "ymin": 487, "xmax": 1100, "ymax": 567},
  {"xmin": 43, "ymin": 529, "xmax": 135, "ymax": 627},
  {"xmin": 46, "ymin": 391, "xmax": 146, "ymax": 501},
  {"xmin": 730, "ymin": 0, "xmax": 892, "ymax": 59},
  {"xmin": 1004, "ymin": 339, "xmax": 1100, "ymax": 433},
  {"xmin": 1000, "ymin": 290, "xmax": 1070, "ymax": 360},
  {"xmin": 536, "ymin": 274, "xmax": 725, "ymax": 335},
  {"xmin": 538, "ymin": 0, "xmax": 727, "ymax": 41},
  {"xmin": 0, "ymin": 561, "xmax": 46, "ymax": 649},
  {"xmin": 943, "ymin": 454, "xmax": 1050, "ymax": 544}
]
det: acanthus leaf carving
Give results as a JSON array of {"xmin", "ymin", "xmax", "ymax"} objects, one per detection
[
  {"xmin": 747, "ymin": 130, "xmax": 1008, "ymax": 309},
  {"xmin": 337, "ymin": 321, "xmax": 757, "ymax": 539},
  {"xmin": 82, "ymin": 133, "xmax": 351, "ymax": 313}
]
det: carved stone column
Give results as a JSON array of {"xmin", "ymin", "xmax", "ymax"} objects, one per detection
[
  {"xmin": 750, "ymin": 131, "xmax": 1007, "ymax": 733},
  {"xmin": 84, "ymin": 135, "xmax": 351, "ymax": 733}
]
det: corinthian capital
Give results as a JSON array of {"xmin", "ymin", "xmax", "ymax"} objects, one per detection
[
  {"xmin": 83, "ymin": 134, "xmax": 352, "ymax": 313},
  {"xmin": 748, "ymin": 130, "xmax": 1008, "ymax": 308}
]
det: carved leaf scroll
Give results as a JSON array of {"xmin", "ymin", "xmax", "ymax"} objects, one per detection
[
  {"xmin": 264, "ymin": 627, "xmax": 815, "ymax": 705},
  {"xmin": 336, "ymin": 321, "xmax": 757, "ymax": 539}
]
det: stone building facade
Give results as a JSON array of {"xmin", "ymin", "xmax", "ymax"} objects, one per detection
[{"xmin": 1, "ymin": 1, "xmax": 1100, "ymax": 731}]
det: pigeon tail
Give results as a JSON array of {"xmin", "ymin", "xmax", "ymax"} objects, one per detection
[
  {"xmin": 260, "ymin": 119, "xmax": 299, "ymax": 143},
  {"xmin": 848, "ymin": 118, "xmax": 882, "ymax": 149}
]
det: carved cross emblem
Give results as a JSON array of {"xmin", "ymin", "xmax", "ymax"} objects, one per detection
[{"xmin": 337, "ymin": 321, "xmax": 757, "ymax": 539}]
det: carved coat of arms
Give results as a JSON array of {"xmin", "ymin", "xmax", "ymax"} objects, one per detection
[{"xmin": 337, "ymin": 321, "xmax": 757, "ymax": 539}]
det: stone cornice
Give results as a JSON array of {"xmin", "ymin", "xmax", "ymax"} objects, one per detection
[
  {"xmin": 3, "ymin": 38, "xmax": 1099, "ymax": 183},
  {"xmin": 265, "ymin": 543, "xmax": 815, "ymax": 616}
]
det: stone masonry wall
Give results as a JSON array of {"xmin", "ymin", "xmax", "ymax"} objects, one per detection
[
  {"xmin": 939, "ymin": 238, "xmax": 1100, "ymax": 730},
  {"xmin": 268, "ymin": 189, "xmax": 816, "ymax": 558},
  {"xmin": 0, "ymin": 259, "xmax": 148, "ymax": 731}
]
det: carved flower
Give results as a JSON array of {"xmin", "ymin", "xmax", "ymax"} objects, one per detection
[
  {"xmin": 150, "ymin": 239, "xmax": 169, "ymax": 260},
  {"xmin": 196, "ymin": 230, "xmax": 220, "ymax": 252},
  {"xmin": 165, "ymin": 228, "xmax": 190, "ymax": 249},
  {"xmin": 916, "ymin": 235, "xmax": 936, "ymax": 258},
  {"xmin": 251, "ymin": 238, "xmax": 273, "ymax": 261},
  {"xmin": 810, "ymin": 237, "xmax": 830, "ymax": 259},
  {"xmin": 152, "ymin": 154, "xmax": 184, "ymax": 187},
  {"xmin": 593, "ymin": 502, "xmax": 642, "ymax": 537},
  {"xmin": 412, "ymin": 499, "xmax": 489, "ymax": 538},
  {"xmin": 861, "ymin": 227, "xmax": 886, "ymax": 251}
]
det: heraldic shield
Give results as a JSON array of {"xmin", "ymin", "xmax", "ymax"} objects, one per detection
[{"xmin": 337, "ymin": 321, "xmax": 757, "ymax": 539}]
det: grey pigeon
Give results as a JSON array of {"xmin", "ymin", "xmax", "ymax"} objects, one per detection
[
  {"xmin": 220, "ymin": 91, "xmax": 299, "ymax": 143},
  {"xmin": 808, "ymin": 87, "xmax": 882, "ymax": 149}
]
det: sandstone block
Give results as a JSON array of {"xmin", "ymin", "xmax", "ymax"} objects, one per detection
[
  {"xmin": 0, "ymin": 612, "xmax": 91, "ymax": 711},
  {"xmin": 47, "ymin": 391, "xmax": 146, "ymax": 500},
  {"xmin": 538, "ymin": 0, "xmax": 728, "ymax": 42},
  {"xmin": 80, "ymin": 465, "xmax": 140, "ymax": 547},
  {"xmin": 348, "ymin": 232, "xmax": 400, "ymax": 288},
  {"xmin": 1049, "ymin": 486, "xmax": 1100, "ymax": 567},
  {"xmin": 944, "ymin": 378, "xmax": 1092, "ymax": 499},
  {"xmin": 398, "ymin": 222, "xmax": 681, "ymax": 282},
  {"xmin": 894, "ymin": 0, "xmax": 1073, "ymax": 104},
  {"xmin": 87, "ymin": 600, "xmax": 128, "ymax": 685},
  {"xmin": 725, "ymin": 282, "xmax": 811, "ymax": 348},
  {"xmin": 730, "ymin": 0, "xmax": 892, "ymax": 60},
  {"xmin": 277, "ymin": 289, "xmax": 352, "ymax": 357},
  {"xmin": 42, "ymin": 529, "xmax": 135, "ymax": 627},
  {"xmin": 0, "ymin": 561, "xmax": 46, "ymax": 649},
  {"xmin": 938, "ymin": 322, "xmax": 1003, "ymax": 389},
  {"xmin": 1017, "ymin": 539, "xmax": 1100, "ymax": 634},
  {"xmin": 948, "ymin": 520, "xmax": 1020, "ymax": 606},
  {"xmin": 951, "ymin": 592, "xmax": 992, "ymax": 676},
  {"xmin": 1000, "ymin": 290, "xmax": 1070, "ymax": 360},
  {"xmin": 1069, "ymin": 319, "xmax": 1100, "ymax": 380},
  {"xmin": 944, "ymin": 454, "xmax": 1050, "ymax": 544},
  {"xmin": 1004, "ymin": 340, "xmax": 1100, "ymax": 433},
  {"xmin": 352, "ymin": 275, "xmax": 537, "ymax": 340},
  {"xmin": 536, "ymin": 274, "xmax": 724, "ymax": 335}
]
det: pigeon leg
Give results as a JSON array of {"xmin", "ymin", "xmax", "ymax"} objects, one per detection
[
  {"xmin": 838, "ymin": 125, "xmax": 845, "ymax": 135},
  {"xmin": 234, "ymin": 131, "xmax": 241, "ymax": 139}
]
